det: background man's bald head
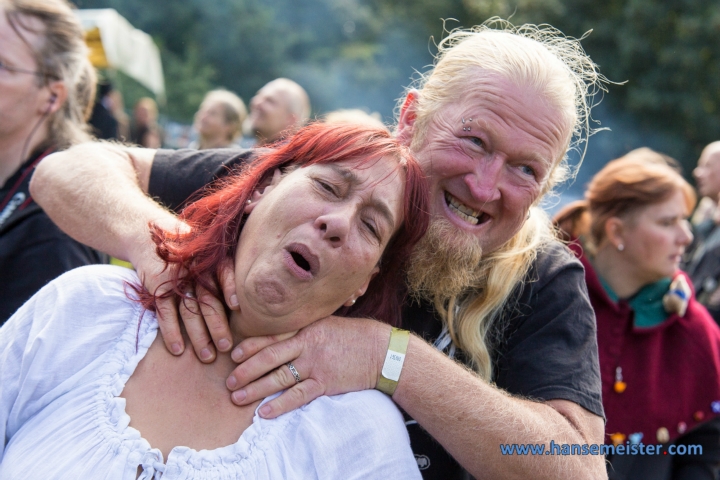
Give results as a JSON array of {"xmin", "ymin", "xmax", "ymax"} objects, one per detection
[
  {"xmin": 248, "ymin": 78, "xmax": 310, "ymax": 145},
  {"xmin": 694, "ymin": 141, "xmax": 720, "ymax": 199}
]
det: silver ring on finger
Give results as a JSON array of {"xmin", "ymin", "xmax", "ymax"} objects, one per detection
[{"xmin": 287, "ymin": 362, "xmax": 301, "ymax": 383}]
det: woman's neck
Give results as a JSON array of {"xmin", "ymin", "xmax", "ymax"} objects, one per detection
[
  {"xmin": 120, "ymin": 332, "xmax": 261, "ymax": 460},
  {"xmin": 593, "ymin": 245, "xmax": 647, "ymax": 299}
]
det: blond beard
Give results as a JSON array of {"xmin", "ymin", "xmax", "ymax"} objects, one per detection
[{"xmin": 407, "ymin": 217, "xmax": 484, "ymax": 303}]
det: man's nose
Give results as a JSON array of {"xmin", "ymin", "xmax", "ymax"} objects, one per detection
[
  {"xmin": 464, "ymin": 155, "xmax": 503, "ymax": 203},
  {"xmin": 315, "ymin": 210, "xmax": 351, "ymax": 248}
]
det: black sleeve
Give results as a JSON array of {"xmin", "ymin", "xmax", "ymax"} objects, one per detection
[
  {"xmin": 0, "ymin": 211, "xmax": 107, "ymax": 324},
  {"xmin": 672, "ymin": 417, "xmax": 720, "ymax": 480},
  {"xmin": 149, "ymin": 148, "xmax": 255, "ymax": 212},
  {"xmin": 493, "ymin": 241, "xmax": 605, "ymax": 419}
]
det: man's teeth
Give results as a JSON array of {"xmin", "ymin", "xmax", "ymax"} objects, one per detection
[{"xmin": 445, "ymin": 192, "xmax": 480, "ymax": 225}]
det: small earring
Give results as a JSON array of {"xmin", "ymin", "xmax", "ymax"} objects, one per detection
[
  {"xmin": 617, "ymin": 244, "xmax": 624, "ymax": 252},
  {"xmin": 350, "ymin": 299, "xmax": 356, "ymax": 305},
  {"xmin": 246, "ymin": 199, "xmax": 251, "ymax": 204}
]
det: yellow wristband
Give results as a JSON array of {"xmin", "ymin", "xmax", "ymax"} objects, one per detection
[{"xmin": 376, "ymin": 327, "xmax": 410, "ymax": 396}]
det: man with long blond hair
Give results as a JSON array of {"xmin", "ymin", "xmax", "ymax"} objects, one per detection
[{"xmin": 32, "ymin": 19, "xmax": 608, "ymax": 479}]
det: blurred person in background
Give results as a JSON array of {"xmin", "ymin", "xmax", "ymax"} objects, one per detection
[
  {"xmin": 246, "ymin": 78, "xmax": 310, "ymax": 146},
  {"xmin": 555, "ymin": 149, "xmax": 720, "ymax": 480},
  {"xmin": 0, "ymin": 0, "xmax": 106, "ymax": 324},
  {"xmin": 683, "ymin": 141, "xmax": 720, "ymax": 323},
  {"xmin": 191, "ymin": 89, "xmax": 246, "ymax": 150},
  {"xmin": 323, "ymin": 108, "xmax": 387, "ymax": 130},
  {"xmin": 130, "ymin": 96, "xmax": 162, "ymax": 148},
  {"xmin": 88, "ymin": 80, "xmax": 118, "ymax": 140},
  {"xmin": 107, "ymin": 87, "xmax": 129, "ymax": 141}
]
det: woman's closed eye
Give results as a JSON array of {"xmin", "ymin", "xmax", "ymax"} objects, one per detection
[
  {"xmin": 315, "ymin": 178, "xmax": 339, "ymax": 196},
  {"xmin": 362, "ymin": 218, "xmax": 381, "ymax": 241}
]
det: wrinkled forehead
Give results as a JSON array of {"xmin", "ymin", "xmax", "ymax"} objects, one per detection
[
  {"xmin": 297, "ymin": 157, "xmax": 406, "ymax": 225},
  {"xmin": 464, "ymin": 75, "xmax": 570, "ymax": 160},
  {"xmin": 316, "ymin": 155, "xmax": 405, "ymax": 186}
]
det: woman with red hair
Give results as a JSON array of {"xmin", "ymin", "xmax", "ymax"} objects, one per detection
[
  {"xmin": 0, "ymin": 123, "xmax": 428, "ymax": 478},
  {"xmin": 555, "ymin": 148, "xmax": 720, "ymax": 480}
]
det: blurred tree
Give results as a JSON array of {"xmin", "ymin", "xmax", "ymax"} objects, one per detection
[
  {"xmin": 462, "ymin": 0, "xmax": 720, "ymax": 171},
  {"xmin": 74, "ymin": 0, "xmax": 720, "ymax": 178}
]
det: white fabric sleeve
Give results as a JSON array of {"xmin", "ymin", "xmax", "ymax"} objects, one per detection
[
  {"xmin": 0, "ymin": 284, "xmax": 39, "ymax": 458},
  {"xmin": 0, "ymin": 265, "xmax": 141, "ymax": 459}
]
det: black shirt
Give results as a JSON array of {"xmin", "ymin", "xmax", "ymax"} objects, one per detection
[
  {"xmin": 150, "ymin": 148, "xmax": 604, "ymax": 479},
  {"xmin": 0, "ymin": 149, "xmax": 108, "ymax": 324},
  {"xmin": 400, "ymin": 242, "xmax": 603, "ymax": 478},
  {"xmin": 683, "ymin": 219, "xmax": 720, "ymax": 324}
]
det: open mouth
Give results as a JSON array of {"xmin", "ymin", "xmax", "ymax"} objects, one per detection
[
  {"xmin": 284, "ymin": 243, "xmax": 320, "ymax": 280},
  {"xmin": 291, "ymin": 251, "xmax": 311, "ymax": 271},
  {"xmin": 444, "ymin": 191, "xmax": 489, "ymax": 226}
]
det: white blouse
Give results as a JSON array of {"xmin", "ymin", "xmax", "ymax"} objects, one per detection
[{"xmin": 0, "ymin": 265, "xmax": 420, "ymax": 479}]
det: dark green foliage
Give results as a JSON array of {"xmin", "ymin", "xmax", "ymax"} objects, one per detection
[{"xmin": 74, "ymin": 0, "xmax": 720, "ymax": 182}]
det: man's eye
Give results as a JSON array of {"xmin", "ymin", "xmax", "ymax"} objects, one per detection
[
  {"xmin": 470, "ymin": 137, "xmax": 484, "ymax": 148},
  {"xmin": 520, "ymin": 165, "xmax": 536, "ymax": 177}
]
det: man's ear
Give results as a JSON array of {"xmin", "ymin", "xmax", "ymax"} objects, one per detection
[
  {"xmin": 245, "ymin": 168, "xmax": 282, "ymax": 213},
  {"xmin": 396, "ymin": 90, "xmax": 419, "ymax": 146},
  {"xmin": 343, "ymin": 266, "xmax": 380, "ymax": 307}
]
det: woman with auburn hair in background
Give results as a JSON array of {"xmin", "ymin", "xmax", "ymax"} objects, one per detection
[
  {"xmin": 0, "ymin": 123, "xmax": 428, "ymax": 478},
  {"xmin": 554, "ymin": 148, "xmax": 720, "ymax": 480}
]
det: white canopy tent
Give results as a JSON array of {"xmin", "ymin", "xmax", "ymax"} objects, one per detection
[{"xmin": 75, "ymin": 8, "xmax": 165, "ymax": 102}]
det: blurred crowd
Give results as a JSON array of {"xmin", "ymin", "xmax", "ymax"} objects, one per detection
[{"xmin": 88, "ymin": 76, "xmax": 385, "ymax": 152}]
